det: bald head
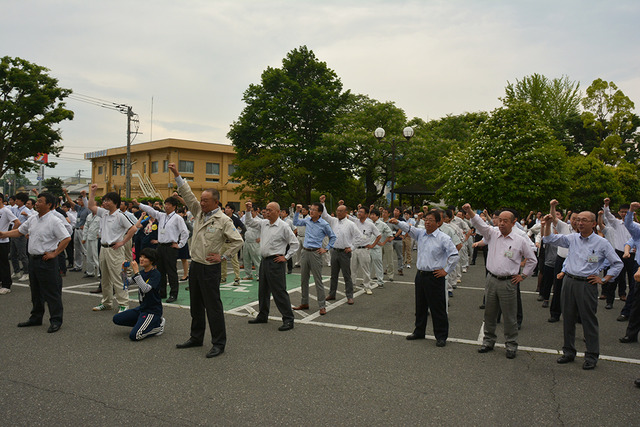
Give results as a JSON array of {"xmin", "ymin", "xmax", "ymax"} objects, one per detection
[{"xmin": 336, "ymin": 205, "xmax": 348, "ymax": 219}]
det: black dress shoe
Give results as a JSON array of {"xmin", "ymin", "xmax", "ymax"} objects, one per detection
[
  {"xmin": 47, "ymin": 324, "xmax": 61, "ymax": 333},
  {"xmin": 617, "ymin": 315, "xmax": 629, "ymax": 322},
  {"xmin": 248, "ymin": 317, "xmax": 268, "ymax": 324},
  {"xmin": 619, "ymin": 336, "xmax": 637, "ymax": 343},
  {"xmin": 506, "ymin": 350, "xmax": 516, "ymax": 359},
  {"xmin": 436, "ymin": 340, "xmax": 446, "ymax": 347},
  {"xmin": 605, "ymin": 303, "xmax": 613, "ymax": 310},
  {"xmin": 406, "ymin": 333, "xmax": 425, "ymax": 341},
  {"xmin": 17, "ymin": 320, "xmax": 42, "ymax": 327},
  {"xmin": 556, "ymin": 355, "xmax": 574, "ymax": 364},
  {"xmin": 582, "ymin": 360, "xmax": 596, "ymax": 370},
  {"xmin": 176, "ymin": 338, "xmax": 203, "ymax": 349},
  {"xmin": 541, "ymin": 301, "xmax": 549, "ymax": 308},
  {"xmin": 548, "ymin": 317, "xmax": 560, "ymax": 323},
  {"xmin": 635, "ymin": 378, "xmax": 640, "ymax": 388},
  {"xmin": 479, "ymin": 304, "xmax": 485, "ymax": 309},
  {"xmin": 166, "ymin": 296, "xmax": 177, "ymax": 303},
  {"xmin": 206, "ymin": 346, "xmax": 224, "ymax": 358},
  {"xmin": 278, "ymin": 322, "xmax": 294, "ymax": 331},
  {"xmin": 478, "ymin": 345, "xmax": 494, "ymax": 353},
  {"xmin": 90, "ymin": 288, "xmax": 102, "ymax": 294}
]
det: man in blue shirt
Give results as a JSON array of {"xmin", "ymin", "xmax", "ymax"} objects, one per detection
[
  {"xmin": 391, "ymin": 210, "xmax": 459, "ymax": 347},
  {"xmin": 292, "ymin": 202, "xmax": 336, "ymax": 315},
  {"xmin": 542, "ymin": 210, "xmax": 622, "ymax": 370}
]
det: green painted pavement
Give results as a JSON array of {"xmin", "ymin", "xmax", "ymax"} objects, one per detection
[{"xmin": 129, "ymin": 272, "xmax": 309, "ymax": 310}]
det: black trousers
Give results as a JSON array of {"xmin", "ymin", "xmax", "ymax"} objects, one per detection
[
  {"xmin": 0, "ymin": 242, "xmax": 12, "ymax": 288},
  {"xmin": 257, "ymin": 256, "xmax": 294, "ymax": 323},
  {"xmin": 615, "ymin": 250, "xmax": 636, "ymax": 297},
  {"xmin": 550, "ymin": 256, "xmax": 566, "ymax": 319},
  {"xmin": 188, "ymin": 262, "xmax": 226, "ymax": 348},
  {"xmin": 157, "ymin": 244, "xmax": 179, "ymax": 299},
  {"xmin": 621, "ymin": 260, "xmax": 638, "ymax": 317},
  {"xmin": 28, "ymin": 255, "xmax": 63, "ymax": 326},
  {"xmin": 413, "ymin": 270, "xmax": 448, "ymax": 341},
  {"xmin": 540, "ymin": 264, "xmax": 556, "ymax": 300}
]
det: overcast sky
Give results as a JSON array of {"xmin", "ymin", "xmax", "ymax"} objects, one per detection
[{"xmin": 4, "ymin": 0, "xmax": 639, "ymax": 182}]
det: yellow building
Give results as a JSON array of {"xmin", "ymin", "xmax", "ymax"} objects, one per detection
[{"xmin": 84, "ymin": 138, "xmax": 248, "ymax": 208}]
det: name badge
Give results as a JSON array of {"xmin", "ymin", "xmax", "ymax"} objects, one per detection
[
  {"xmin": 207, "ymin": 225, "xmax": 215, "ymax": 232},
  {"xmin": 504, "ymin": 250, "xmax": 514, "ymax": 259},
  {"xmin": 587, "ymin": 255, "xmax": 599, "ymax": 263}
]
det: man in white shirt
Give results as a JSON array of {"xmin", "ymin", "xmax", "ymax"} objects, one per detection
[
  {"xmin": 245, "ymin": 201, "xmax": 299, "ymax": 331},
  {"xmin": 0, "ymin": 193, "xmax": 20, "ymax": 294},
  {"xmin": 10, "ymin": 192, "xmax": 30, "ymax": 281},
  {"xmin": 463, "ymin": 203, "xmax": 537, "ymax": 359},
  {"xmin": 349, "ymin": 206, "xmax": 382, "ymax": 295},
  {"xmin": 134, "ymin": 197, "xmax": 189, "ymax": 303},
  {"xmin": 88, "ymin": 185, "xmax": 137, "ymax": 313},
  {"xmin": 0, "ymin": 192, "xmax": 71, "ymax": 332},
  {"xmin": 370, "ymin": 208, "xmax": 393, "ymax": 290},
  {"xmin": 242, "ymin": 207, "xmax": 262, "ymax": 280},
  {"xmin": 602, "ymin": 198, "xmax": 633, "ymax": 302}
]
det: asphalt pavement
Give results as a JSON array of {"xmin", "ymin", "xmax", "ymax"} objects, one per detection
[{"xmin": 1, "ymin": 255, "xmax": 638, "ymax": 426}]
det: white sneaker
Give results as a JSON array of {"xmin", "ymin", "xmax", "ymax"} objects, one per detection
[
  {"xmin": 0, "ymin": 287, "xmax": 11, "ymax": 295},
  {"xmin": 456, "ymin": 279, "xmax": 462, "ymax": 283},
  {"xmin": 406, "ymin": 264, "xmax": 411, "ymax": 269},
  {"xmin": 11, "ymin": 272, "xmax": 21, "ymax": 279},
  {"xmin": 462, "ymin": 268, "xmax": 468, "ymax": 273},
  {"xmin": 18, "ymin": 274, "xmax": 29, "ymax": 281},
  {"xmin": 365, "ymin": 288, "xmax": 373, "ymax": 295},
  {"xmin": 156, "ymin": 317, "xmax": 166, "ymax": 336},
  {"xmin": 118, "ymin": 305, "xmax": 128, "ymax": 313},
  {"xmin": 92, "ymin": 304, "xmax": 110, "ymax": 311}
]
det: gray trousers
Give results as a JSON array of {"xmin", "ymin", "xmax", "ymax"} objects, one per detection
[
  {"xmin": 370, "ymin": 247, "xmax": 384, "ymax": 286},
  {"xmin": 300, "ymin": 250, "xmax": 326, "ymax": 308},
  {"xmin": 351, "ymin": 248, "xmax": 372, "ymax": 289},
  {"xmin": 84, "ymin": 239, "xmax": 100, "ymax": 276},
  {"xmin": 392, "ymin": 240, "xmax": 403, "ymax": 272},
  {"xmin": 329, "ymin": 249, "xmax": 353, "ymax": 298},
  {"xmin": 561, "ymin": 276, "xmax": 599, "ymax": 363},
  {"xmin": 383, "ymin": 244, "xmax": 395, "ymax": 280},
  {"xmin": 243, "ymin": 241, "xmax": 261, "ymax": 278},
  {"xmin": 73, "ymin": 228, "xmax": 85, "ymax": 270},
  {"xmin": 10, "ymin": 235, "xmax": 28, "ymax": 274},
  {"xmin": 483, "ymin": 274, "xmax": 518, "ymax": 351}
]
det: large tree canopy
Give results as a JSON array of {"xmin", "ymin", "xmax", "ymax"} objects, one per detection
[
  {"xmin": 438, "ymin": 103, "xmax": 568, "ymax": 214},
  {"xmin": 0, "ymin": 56, "xmax": 74, "ymax": 178},
  {"xmin": 228, "ymin": 46, "xmax": 350, "ymax": 205}
]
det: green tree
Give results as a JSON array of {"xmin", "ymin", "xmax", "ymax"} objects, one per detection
[
  {"xmin": 502, "ymin": 73, "xmax": 583, "ymax": 152},
  {"xmin": 0, "ymin": 56, "xmax": 74, "ymax": 178},
  {"xmin": 581, "ymin": 78, "xmax": 639, "ymax": 164},
  {"xmin": 42, "ymin": 176, "xmax": 63, "ymax": 197},
  {"xmin": 438, "ymin": 103, "xmax": 568, "ymax": 214},
  {"xmin": 566, "ymin": 155, "xmax": 622, "ymax": 211},
  {"xmin": 228, "ymin": 46, "xmax": 350, "ymax": 205},
  {"xmin": 321, "ymin": 94, "xmax": 408, "ymax": 205}
]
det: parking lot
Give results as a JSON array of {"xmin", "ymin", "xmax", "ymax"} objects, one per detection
[{"xmin": 1, "ymin": 258, "xmax": 638, "ymax": 426}]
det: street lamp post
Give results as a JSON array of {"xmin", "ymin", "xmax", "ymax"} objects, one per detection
[{"xmin": 374, "ymin": 126, "xmax": 414, "ymax": 209}]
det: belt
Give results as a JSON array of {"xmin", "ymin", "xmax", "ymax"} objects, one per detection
[
  {"xmin": 333, "ymin": 247, "xmax": 348, "ymax": 252},
  {"xmin": 264, "ymin": 254, "xmax": 284, "ymax": 260},
  {"xmin": 101, "ymin": 243, "xmax": 116, "ymax": 248},
  {"xmin": 356, "ymin": 246, "xmax": 368, "ymax": 249},
  {"xmin": 159, "ymin": 242, "xmax": 177, "ymax": 246},
  {"xmin": 418, "ymin": 270, "xmax": 434, "ymax": 275},
  {"xmin": 566, "ymin": 273, "xmax": 589, "ymax": 282},
  {"xmin": 303, "ymin": 247, "xmax": 321, "ymax": 251},
  {"xmin": 488, "ymin": 271, "xmax": 513, "ymax": 280},
  {"xmin": 29, "ymin": 254, "xmax": 45, "ymax": 259}
]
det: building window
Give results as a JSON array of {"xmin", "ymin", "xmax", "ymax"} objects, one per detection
[
  {"xmin": 120, "ymin": 158, "xmax": 126, "ymax": 176},
  {"xmin": 112, "ymin": 160, "xmax": 119, "ymax": 176},
  {"xmin": 98, "ymin": 166, "xmax": 103, "ymax": 175},
  {"xmin": 163, "ymin": 160, "xmax": 168, "ymax": 173},
  {"xmin": 179, "ymin": 160, "xmax": 194, "ymax": 174},
  {"xmin": 228, "ymin": 164, "xmax": 240, "ymax": 183},
  {"xmin": 143, "ymin": 162, "xmax": 147, "ymax": 174},
  {"xmin": 206, "ymin": 162, "xmax": 220, "ymax": 175},
  {"xmin": 206, "ymin": 178, "xmax": 220, "ymax": 183},
  {"xmin": 151, "ymin": 161, "xmax": 158, "ymax": 173}
]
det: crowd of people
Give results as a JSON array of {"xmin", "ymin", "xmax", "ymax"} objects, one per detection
[{"xmin": 1, "ymin": 173, "xmax": 639, "ymax": 387}]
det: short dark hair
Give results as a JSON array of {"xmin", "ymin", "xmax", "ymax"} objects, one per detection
[
  {"xmin": 15, "ymin": 193, "xmax": 29, "ymax": 203},
  {"xmin": 425, "ymin": 210, "xmax": 441, "ymax": 223},
  {"xmin": 225, "ymin": 203, "xmax": 235, "ymax": 212},
  {"xmin": 370, "ymin": 208, "xmax": 380, "ymax": 217},
  {"xmin": 164, "ymin": 196, "xmax": 179, "ymax": 207},
  {"xmin": 139, "ymin": 248, "xmax": 158, "ymax": 265},
  {"xmin": 38, "ymin": 192, "xmax": 56, "ymax": 210},
  {"xmin": 103, "ymin": 192, "xmax": 121, "ymax": 206},
  {"xmin": 62, "ymin": 202, "xmax": 71, "ymax": 209},
  {"xmin": 0, "ymin": 193, "xmax": 4, "ymax": 202},
  {"xmin": 620, "ymin": 204, "xmax": 630, "ymax": 210},
  {"xmin": 311, "ymin": 202, "xmax": 324, "ymax": 213},
  {"xmin": 359, "ymin": 206, "xmax": 369, "ymax": 214},
  {"xmin": 444, "ymin": 209, "xmax": 453, "ymax": 220},
  {"xmin": 404, "ymin": 209, "xmax": 412, "ymax": 215}
]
